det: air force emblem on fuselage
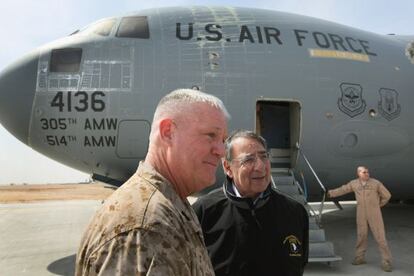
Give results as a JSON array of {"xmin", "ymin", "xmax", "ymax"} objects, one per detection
[
  {"xmin": 338, "ymin": 83, "xmax": 366, "ymax": 117},
  {"xmin": 378, "ymin": 88, "xmax": 401, "ymax": 121}
]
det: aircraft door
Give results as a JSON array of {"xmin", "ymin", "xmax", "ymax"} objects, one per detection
[
  {"xmin": 256, "ymin": 100, "xmax": 301, "ymax": 169},
  {"xmin": 116, "ymin": 120, "xmax": 150, "ymax": 159}
]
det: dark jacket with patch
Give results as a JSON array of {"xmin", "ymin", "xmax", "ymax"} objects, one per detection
[{"xmin": 193, "ymin": 177, "xmax": 309, "ymax": 276}]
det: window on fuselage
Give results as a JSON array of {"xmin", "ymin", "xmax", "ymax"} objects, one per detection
[
  {"xmin": 116, "ymin": 16, "xmax": 149, "ymax": 39},
  {"xmin": 79, "ymin": 18, "xmax": 117, "ymax": 36},
  {"xmin": 50, "ymin": 48, "xmax": 82, "ymax": 73}
]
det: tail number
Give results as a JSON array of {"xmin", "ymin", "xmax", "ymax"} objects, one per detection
[{"xmin": 51, "ymin": 91, "xmax": 105, "ymax": 112}]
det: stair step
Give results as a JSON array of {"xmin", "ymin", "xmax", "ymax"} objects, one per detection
[
  {"xmin": 273, "ymin": 175, "xmax": 295, "ymax": 186},
  {"xmin": 308, "ymin": 256, "xmax": 343, "ymax": 263},
  {"xmin": 289, "ymin": 194, "xmax": 307, "ymax": 205},
  {"xmin": 309, "ymin": 216, "xmax": 317, "ymax": 224},
  {"xmin": 309, "ymin": 241, "xmax": 337, "ymax": 258},
  {"xmin": 309, "ymin": 221, "xmax": 320, "ymax": 230},
  {"xmin": 309, "ymin": 229, "xmax": 326, "ymax": 242},
  {"xmin": 270, "ymin": 168, "xmax": 290, "ymax": 175},
  {"xmin": 276, "ymin": 185, "xmax": 300, "ymax": 195},
  {"xmin": 270, "ymin": 168, "xmax": 342, "ymax": 263}
]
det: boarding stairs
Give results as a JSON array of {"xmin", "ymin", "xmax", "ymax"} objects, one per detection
[{"xmin": 270, "ymin": 147, "xmax": 342, "ymax": 264}]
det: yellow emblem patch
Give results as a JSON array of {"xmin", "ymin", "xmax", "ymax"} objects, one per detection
[{"xmin": 283, "ymin": 235, "xmax": 302, "ymax": 257}]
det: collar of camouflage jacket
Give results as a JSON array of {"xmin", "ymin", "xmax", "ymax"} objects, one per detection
[{"xmin": 136, "ymin": 161, "xmax": 204, "ymax": 239}]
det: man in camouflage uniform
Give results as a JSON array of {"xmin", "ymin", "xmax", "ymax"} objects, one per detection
[
  {"xmin": 75, "ymin": 89, "xmax": 229, "ymax": 275},
  {"xmin": 328, "ymin": 166, "xmax": 392, "ymax": 272}
]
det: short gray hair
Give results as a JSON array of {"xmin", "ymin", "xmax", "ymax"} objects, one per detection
[
  {"xmin": 152, "ymin": 89, "xmax": 230, "ymax": 123},
  {"xmin": 224, "ymin": 130, "xmax": 267, "ymax": 161},
  {"xmin": 150, "ymin": 89, "xmax": 230, "ymax": 141}
]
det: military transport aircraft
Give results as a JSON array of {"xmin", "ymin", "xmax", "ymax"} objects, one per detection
[{"xmin": 1, "ymin": 6, "xmax": 414, "ymax": 202}]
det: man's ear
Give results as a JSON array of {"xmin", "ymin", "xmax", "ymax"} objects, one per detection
[
  {"xmin": 222, "ymin": 159, "xmax": 233, "ymax": 178},
  {"xmin": 159, "ymin": 119, "xmax": 174, "ymax": 145}
]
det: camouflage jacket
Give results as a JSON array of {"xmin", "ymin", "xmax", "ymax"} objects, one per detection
[{"xmin": 75, "ymin": 162, "xmax": 214, "ymax": 276}]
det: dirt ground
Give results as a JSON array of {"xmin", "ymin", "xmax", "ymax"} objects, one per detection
[{"xmin": 0, "ymin": 182, "xmax": 115, "ymax": 203}]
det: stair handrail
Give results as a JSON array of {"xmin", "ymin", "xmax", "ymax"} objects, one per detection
[{"xmin": 296, "ymin": 143, "xmax": 327, "ymax": 223}]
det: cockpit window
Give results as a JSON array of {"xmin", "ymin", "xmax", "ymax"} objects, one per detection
[
  {"xmin": 50, "ymin": 48, "xmax": 82, "ymax": 73},
  {"xmin": 116, "ymin": 16, "xmax": 149, "ymax": 39},
  {"xmin": 78, "ymin": 18, "xmax": 116, "ymax": 36}
]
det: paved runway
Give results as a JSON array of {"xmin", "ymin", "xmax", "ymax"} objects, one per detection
[
  {"xmin": 1, "ymin": 200, "xmax": 413, "ymax": 275},
  {"xmin": 0, "ymin": 200, "xmax": 101, "ymax": 276}
]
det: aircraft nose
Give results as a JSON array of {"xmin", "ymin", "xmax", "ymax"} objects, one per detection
[{"xmin": 0, "ymin": 52, "xmax": 38, "ymax": 145}]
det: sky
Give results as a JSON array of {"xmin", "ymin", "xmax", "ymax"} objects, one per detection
[{"xmin": 1, "ymin": 0, "xmax": 413, "ymax": 184}]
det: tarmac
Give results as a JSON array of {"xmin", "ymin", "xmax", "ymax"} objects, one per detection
[
  {"xmin": 305, "ymin": 201, "xmax": 414, "ymax": 275},
  {"xmin": 0, "ymin": 186, "xmax": 413, "ymax": 275}
]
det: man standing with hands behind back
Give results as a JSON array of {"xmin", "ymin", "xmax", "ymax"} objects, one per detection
[{"xmin": 327, "ymin": 166, "xmax": 392, "ymax": 272}]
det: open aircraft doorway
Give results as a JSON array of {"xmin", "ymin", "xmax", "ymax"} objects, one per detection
[{"xmin": 256, "ymin": 99, "xmax": 301, "ymax": 170}]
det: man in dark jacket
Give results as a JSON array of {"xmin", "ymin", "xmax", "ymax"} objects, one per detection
[{"xmin": 193, "ymin": 130, "xmax": 308, "ymax": 276}]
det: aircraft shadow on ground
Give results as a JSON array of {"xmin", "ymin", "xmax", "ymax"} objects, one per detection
[{"xmin": 47, "ymin": 254, "xmax": 76, "ymax": 276}]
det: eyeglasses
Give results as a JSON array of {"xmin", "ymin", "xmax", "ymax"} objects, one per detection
[
  {"xmin": 362, "ymin": 171, "xmax": 369, "ymax": 174},
  {"xmin": 231, "ymin": 152, "xmax": 270, "ymax": 167}
]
